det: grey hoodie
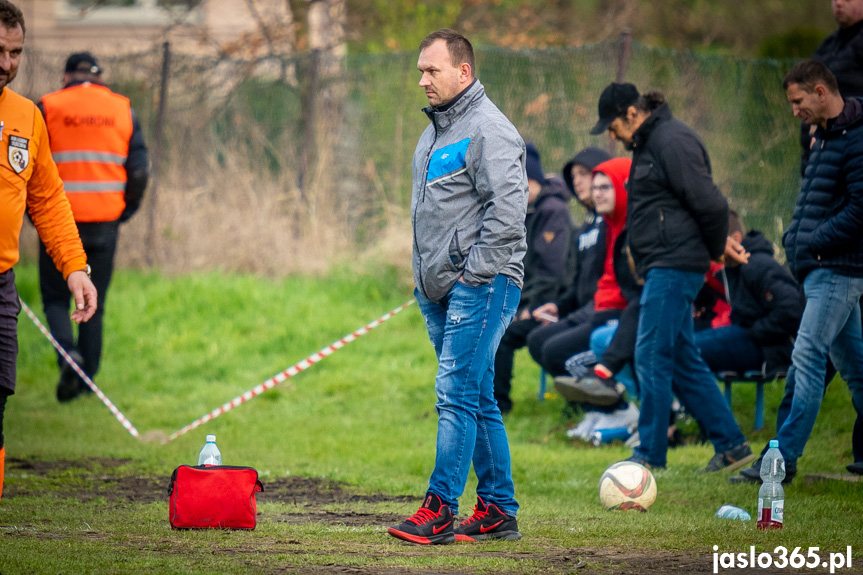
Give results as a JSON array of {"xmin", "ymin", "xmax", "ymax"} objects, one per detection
[{"xmin": 411, "ymin": 80, "xmax": 528, "ymax": 302}]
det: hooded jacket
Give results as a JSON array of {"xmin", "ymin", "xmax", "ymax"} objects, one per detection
[
  {"xmin": 627, "ymin": 103, "xmax": 729, "ymax": 276},
  {"xmin": 783, "ymin": 97, "xmax": 863, "ymax": 282},
  {"xmin": 723, "ymin": 230, "xmax": 804, "ymax": 373},
  {"xmin": 411, "ymin": 80, "xmax": 528, "ymax": 302},
  {"xmin": 552, "ymin": 148, "xmax": 612, "ymax": 317},
  {"xmin": 590, "ymin": 157, "xmax": 643, "ymax": 375},
  {"xmin": 520, "ymin": 175, "xmax": 572, "ymax": 311},
  {"xmin": 592, "ymin": 158, "xmax": 631, "ymax": 312}
]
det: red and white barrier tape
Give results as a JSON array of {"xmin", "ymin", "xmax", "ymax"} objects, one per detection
[
  {"xmin": 163, "ymin": 299, "xmax": 415, "ymax": 443},
  {"xmin": 19, "ymin": 298, "xmax": 141, "ymax": 439}
]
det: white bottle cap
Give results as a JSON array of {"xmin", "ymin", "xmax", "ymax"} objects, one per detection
[{"xmin": 206, "ymin": 434, "xmax": 216, "ymax": 443}]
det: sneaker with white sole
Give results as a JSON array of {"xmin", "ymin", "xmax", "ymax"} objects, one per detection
[
  {"xmin": 566, "ymin": 410, "xmax": 602, "ymax": 440},
  {"xmin": 592, "ymin": 402, "xmax": 640, "ymax": 432}
]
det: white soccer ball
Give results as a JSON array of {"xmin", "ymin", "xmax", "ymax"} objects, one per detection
[{"xmin": 598, "ymin": 461, "xmax": 657, "ymax": 512}]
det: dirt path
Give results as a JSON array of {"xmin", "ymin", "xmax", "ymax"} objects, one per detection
[{"xmin": 4, "ymin": 457, "xmax": 785, "ymax": 574}]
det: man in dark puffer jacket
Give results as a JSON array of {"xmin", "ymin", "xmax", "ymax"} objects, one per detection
[{"xmin": 735, "ymin": 61, "xmax": 863, "ymax": 484}]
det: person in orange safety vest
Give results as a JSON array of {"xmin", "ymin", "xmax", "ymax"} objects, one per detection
[
  {"xmin": 38, "ymin": 51, "xmax": 148, "ymax": 403},
  {"xmin": 0, "ymin": 0, "xmax": 98, "ymax": 501}
]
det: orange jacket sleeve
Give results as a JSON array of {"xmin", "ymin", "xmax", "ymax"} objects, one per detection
[{"xmin": 26, "ymin": 108, "xmax": 87, "ymax": 280}]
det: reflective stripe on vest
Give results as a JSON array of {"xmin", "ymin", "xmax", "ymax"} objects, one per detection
[
  {"xmin": 63, "ymin": 181, "xmax": 126, "ymax": 192},
  {"xmin": 41, "ymin": 83, "xmax": 133, "ymax": 222},
  {"xmin": 53, "ymin": 151, "xmax": 127, "ymax": 165}
]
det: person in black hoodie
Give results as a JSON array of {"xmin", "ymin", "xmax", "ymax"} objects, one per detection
[
  {"xmin": 695, "ymin": 211, "xmax": 804, "ymax": 376},
  {"xmin": 590, "ymin": 82, "xmax": 753, "ymax": 472},
  {"xmin": 492, "ymin": 143, "xmax": 573, "ymax": 414}
]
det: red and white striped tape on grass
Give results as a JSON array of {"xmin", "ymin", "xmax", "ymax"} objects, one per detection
[
  {"xmin": 19, "ymin": 298, "xmax": 141, "ymax": 438},
  {"xmin": 21, "ymin": 297, "xmax": 415, "ymax": 443},
  {"xmin": 163, "ymin": 299, "xmax": 415, "ymax": 442}
]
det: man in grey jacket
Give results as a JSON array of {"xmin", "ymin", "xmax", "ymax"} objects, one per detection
[{"xmin": 388, "ymin": 29, "xmax": 527, "ymax": 545}]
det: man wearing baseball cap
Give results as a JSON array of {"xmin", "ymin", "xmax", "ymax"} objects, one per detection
[{"xmin": 591, "ymin": 82, "xmax": 754, "ymax": 472}]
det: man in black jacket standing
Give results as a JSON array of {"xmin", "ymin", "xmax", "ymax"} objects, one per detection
[
  {"xmin": 734, "ymin": 61, "xmax": 863, "ymax": 483},
  {"xmin": 591, "ymin": 83, "xmax": 753, "ymax": 471}
]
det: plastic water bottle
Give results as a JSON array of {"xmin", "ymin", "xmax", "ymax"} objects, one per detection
[
  {"xmin": 757, "ymin": 439, "xmax": 784, "ymax": 530},
  {"xmin": 716, "ymin": 504, "xmax": 751, "ymax": 521},
  {"xmin": 590, "ymin": 427, "xmax": 632, "ymax": 446},
  {"xmin": 197, "ymin": 434, "xmax": 222, "ymax": 466}
]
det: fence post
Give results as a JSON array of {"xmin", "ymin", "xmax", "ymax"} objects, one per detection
[
  {"xmin": 616, "ymin": 28, "xmax": 633, "ymax": 83},
  {"xmin": 607, "ymin": 28, "xmax": 633, "ymax": 155},
  {"xmin": 146, "ymin": 41, "xmax": 171, "ymax": 267}
]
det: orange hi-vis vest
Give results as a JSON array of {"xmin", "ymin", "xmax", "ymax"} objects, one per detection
[{"xmin": 40, "ymin": 83, "xmax": 133, "ymax": 222}]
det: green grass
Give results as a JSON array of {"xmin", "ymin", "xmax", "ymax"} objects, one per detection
[{"xmin": 2, "ymin": 263, "xmax": 862, "ymax": 573}]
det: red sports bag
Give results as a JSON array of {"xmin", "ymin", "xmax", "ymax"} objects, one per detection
[{"xmin": 168, "ymin": 465, "xmax": 264, "ymax": 529}]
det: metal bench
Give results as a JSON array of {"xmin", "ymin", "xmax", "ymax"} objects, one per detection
[{"xmin": 716, "ymin": 368, "xmax": 787, "ymax": 431}]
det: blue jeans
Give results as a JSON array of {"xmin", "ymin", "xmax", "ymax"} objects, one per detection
[
  {"xmin": 634, "ymin": 268, "xmax": 747, "ymax": 467},
  {"xmin": 415, "ymin": 274, "xmax": 520, "ymax": 516},
  {"xmin": 695, "ymin": 324, "xmax": 765, "ymax": 374},
  {"xmin": 590, "ymin": 322, "xmax": 638, "ymax": 397},
  {"xmin": 775, "ymin": 268, "xmax": 863, "ymax": 465}
]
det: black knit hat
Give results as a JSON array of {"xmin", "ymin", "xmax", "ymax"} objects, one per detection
[
  {"xmin": 525, "ymin": 142, "xmax": 547, "ymax": 185},
  {"xmin": 65, "ymin": 52, "xmax": 101, "ymax": 75}
]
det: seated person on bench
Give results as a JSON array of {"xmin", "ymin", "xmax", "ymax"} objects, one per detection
[{"xmin": 695, "ymin": 210, "xmax": 804, "ymax": 377}]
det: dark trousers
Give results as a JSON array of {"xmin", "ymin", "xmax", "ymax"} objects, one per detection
[
  {"xmin": 493, "ymin": 317, "xmax": 541, "ymax": 413},
  {"xmin": 0, "ymin": 268, "xmax": 20, "ymax": 449},
  {"xmin": 39, "ymin": 221, "xmax": 119, "ymax": 379},
  {"xmin": 527, "ymin": 308, "xmax": 622, "ymax": 376}
]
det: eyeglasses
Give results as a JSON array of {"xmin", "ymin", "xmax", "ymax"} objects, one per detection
[{"xmin": 591, "ymin": 184, "xmax": 614, "ymax": 193}]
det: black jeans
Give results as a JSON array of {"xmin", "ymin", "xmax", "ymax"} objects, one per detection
[
  {"xmin": 39, "ymin": 221, "xmax": 119, "ymax": 379},
  {"xmin": 527, "ymin": 308, "xmax": 622, "ymax": 376},
  {"xmin": 493, "ymin": 317, "xmax": 541, "ymax": 413}
]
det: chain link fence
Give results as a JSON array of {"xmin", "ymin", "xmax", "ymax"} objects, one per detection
[{"xmin": 18, "ymin": 37, "xmax": 801, "ymax": 274}]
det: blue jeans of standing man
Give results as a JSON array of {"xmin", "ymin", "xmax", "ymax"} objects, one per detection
[
  {"xmin": 775, "ymin": 268, "xmax": 863, "ymax": 466},
  {"xmin": 634, "ymin": 268, "xmax": 748, "ymax": 468},
  {"xmin": 414, "ymin": 274, "xmax": 520, "ymax": 517}
]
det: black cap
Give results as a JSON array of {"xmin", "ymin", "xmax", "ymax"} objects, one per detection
[
  {"xmin": 590, "ymin": 82, "xmax": 639, "ymax": 135},
  {"xmin": 525, "ymin": 142, "xmax": 547, "ymax": 185},
  {"xmin": 65, "ymin": 52, "xmax": 101, "ymax": 75}
]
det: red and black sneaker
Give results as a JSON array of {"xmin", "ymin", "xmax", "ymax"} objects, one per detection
[
  {"xmin": 387, "ymin": 492, "xmax": 456, "ymax": 545},
  {"xmin": 454, "ymin": 497, "xmax": 522, "ymax": 542}
]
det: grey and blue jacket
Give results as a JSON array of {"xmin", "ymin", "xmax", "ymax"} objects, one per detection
[{"xmin": 411, "ymin": 80, "xmax": 528, "ymax": 302}]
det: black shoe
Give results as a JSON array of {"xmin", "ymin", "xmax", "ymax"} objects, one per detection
[
  {"xmin": 56, "ymin": 351, "xmax": 85, "ymax": 403},
  {"xmin": 454, "ymin": 497, "xmax": 521, "ymax": 542},
  {"xmin": 729, "ymin": 457, "xmax": 796, "ymax": 484},
  {"xmin": 387, "ymin": 492, "xmax": 455, "ymax": 545},
  {"xmin": 554, "ymin": 374, "xmax": 624, "ymax": 406},
  {"xmin": 701, "ymin": 442, "xmax": 755, "ymax": 473},
  {"xmin": 846, "ymin": 462, "xmax": 863, "ymax": 476}
]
